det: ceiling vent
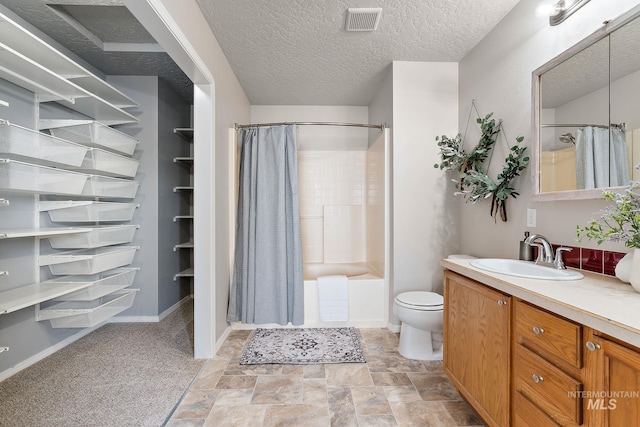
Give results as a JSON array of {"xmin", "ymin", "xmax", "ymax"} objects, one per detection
[{"xmin": 345, "ymin": 8, "xmax": 382, "ymax": 32}]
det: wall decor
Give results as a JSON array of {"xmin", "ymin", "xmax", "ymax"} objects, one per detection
[{"xmin": 435, "ymin": 104, "xmax": 529, "ymax": 222}]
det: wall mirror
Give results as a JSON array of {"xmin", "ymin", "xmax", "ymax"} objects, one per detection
[{"xmin": 532, "ymin": 5, "xmax": 640, "ymax": 200}]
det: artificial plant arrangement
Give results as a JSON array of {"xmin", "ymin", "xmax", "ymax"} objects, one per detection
[
  {"xmin": 576, "ymin": 180, "xmax": 640, "ymax": 249},
  {"xmin": 434, "ymin": 110, "xmax": 529, "ymax": 222}
]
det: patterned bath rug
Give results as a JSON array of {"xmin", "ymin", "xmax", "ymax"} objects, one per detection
[{"xmin": 240, "ymin": 327, "xmax": 366, "ymax": 365}]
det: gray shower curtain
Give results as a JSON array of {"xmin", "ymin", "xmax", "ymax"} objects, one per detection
[
  {"xmin": 576, "ymin": 125, "xmax": 629, "ymax": 189},
  {"xmin": 227, "ymin": 124, "xmax": 304, "ymax": 325}
]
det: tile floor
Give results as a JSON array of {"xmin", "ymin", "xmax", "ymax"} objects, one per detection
[{"xmin": 166, "ymin": 328, "xmax": 484, "ymax": 426}]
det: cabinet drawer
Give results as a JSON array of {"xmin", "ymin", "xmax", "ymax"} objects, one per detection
[
  {"xmin": 513, "ymin": 392, "xmax": 561, "ymax": 427},
  {"xmin": 514, "ymin": 345, "xmax": 583, "ymax": 425},
  {"xmin": 515, "ymin": 300, "xmax": 582, "ymax": 369}
]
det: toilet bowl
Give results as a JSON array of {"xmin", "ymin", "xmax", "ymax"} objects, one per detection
[{"xmin": 393, "ymin": 291, "xmax": 444, "ymax": 360}]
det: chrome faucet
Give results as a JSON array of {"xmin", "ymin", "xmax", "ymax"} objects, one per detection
[
  {"xmin": 524, "ymin": 234, "xmax": 554, "ymax": 264},
  {"xmin": 524, "ymin": 234, "xmax": 572, "ymax": 270}
]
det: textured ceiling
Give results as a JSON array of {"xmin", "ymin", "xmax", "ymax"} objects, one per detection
[
  {"xmin": 195, "ymin": 0, "xmax": 522, "ymax": 105},
  {"xmin": 0, "ymin": 0, "xmax": 522, "ymax": 106}
]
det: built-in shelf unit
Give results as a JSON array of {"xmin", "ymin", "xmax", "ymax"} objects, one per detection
[
  {"xmin": 0, "ymin": 9, "xmax": 141, "ymax": 334},
  {"xmin": 172, "ymin": 127, "xmax": 194, "ymax": 281}
]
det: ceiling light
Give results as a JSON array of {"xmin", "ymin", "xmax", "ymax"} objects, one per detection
[
  {"xmin": 345, "ymin": 8, "xmax": 382, "ymax": 32},
  {"xmin": 537, "ymin": 0, "xmax": 591, "ymax": 26}
]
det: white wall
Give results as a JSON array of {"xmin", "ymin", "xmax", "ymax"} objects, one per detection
[
  {"xmin": 458, "ymin": 0, "xmax": 640, "ymax": 257},
  {"xmin": 390, "ymin": 61, "xmax": 459, "ymax": 323}
]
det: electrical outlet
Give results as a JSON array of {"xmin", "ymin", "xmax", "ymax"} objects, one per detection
[{"xmin": 527, "ymin": 208, "xmax": 537, "ymax": 227}]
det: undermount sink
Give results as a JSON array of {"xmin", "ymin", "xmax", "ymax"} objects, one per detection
[{"xmin": 469, "ymin": 258, "xmax": 584, "ymax": 281}]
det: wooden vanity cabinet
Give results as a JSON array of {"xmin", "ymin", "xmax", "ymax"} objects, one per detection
[
  {"xmin": 443, "ymin": 271, "xmax": 511, "ymax": 427},
  {"xmin": 512, "ymin": 300, "xmax": 584, "ymax": 426},
  {"xmin": 444, "ymin": 268, "xmax": 640, "ymax": 426},
  {"xmin": 583, "ymin": 329, "xmax": 640, "ymax": 427}
]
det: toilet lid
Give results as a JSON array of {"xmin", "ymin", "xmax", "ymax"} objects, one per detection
[{"xmin": 396, "ymin": 291, "xmax": 443, "ymax": 307}]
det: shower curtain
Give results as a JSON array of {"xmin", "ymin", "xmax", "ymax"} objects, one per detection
[
  {"xmin": 227, "ymin": 124, "xmax": 304, "ymax": 325},
  {"xmin": 575, "ymin": 126, "xmax": 629, "ymax": 189}
]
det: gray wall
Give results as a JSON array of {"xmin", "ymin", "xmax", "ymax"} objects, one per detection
[{"xmin": 109, "ymin": 76, "xmax": 191, "ymax": 316}]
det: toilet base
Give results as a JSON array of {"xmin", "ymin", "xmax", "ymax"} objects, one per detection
[{"xmin": 398, "ymin": 323, "xmax": 443, "ymax": 361}]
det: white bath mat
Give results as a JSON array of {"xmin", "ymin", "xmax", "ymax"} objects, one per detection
[{"xmin": 240, "ymin": 327, "xmax": 366, "ymax": 365}]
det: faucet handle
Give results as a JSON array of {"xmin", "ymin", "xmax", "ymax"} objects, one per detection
[{"xmin": 554, "ymin": 247, "xmax": 572, "ymax": 269}]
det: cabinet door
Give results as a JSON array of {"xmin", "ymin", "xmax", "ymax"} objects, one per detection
[
  {"xmin": 444, "ymin": 271, "xmax": 511, "ymax": 427},
  {"xmin": 584, "ymin": 329, "xmax": 640, "ymax": 426}
]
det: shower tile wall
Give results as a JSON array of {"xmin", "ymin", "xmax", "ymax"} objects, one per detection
[{"xmin": 298, "ymin": 151, "xmax": 366, "ymax": 263}]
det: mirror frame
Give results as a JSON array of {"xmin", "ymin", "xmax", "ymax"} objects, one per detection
[{"xmin": 532, "ymin": 4, "xmax": 640, "ymax": 201}]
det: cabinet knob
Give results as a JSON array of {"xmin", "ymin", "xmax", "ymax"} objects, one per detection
[
  {"xmin": 532, "ymin": 326, "xmax": 544, "ymax": 335},
  {"xmin": 497, "ymin": 300, "xmax": 507, "ymax": 306},
  {"xmin": 532, "ymin": 374, "xmax": 544, "ymax": 383},
  {"xmin": 586, "ymin": 341, "xmax": 601, "ymax": 352}
]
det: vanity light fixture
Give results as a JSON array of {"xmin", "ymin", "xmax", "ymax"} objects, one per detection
[{"xmin": 537, "ymin": 0, "xmax": 591, "ymax": 26}]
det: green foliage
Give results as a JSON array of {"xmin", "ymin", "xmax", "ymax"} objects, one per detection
[
  {"xmin": 434, "ymin": 114, "xmax": 528, "ymax": 222},
  {"xmin": 577, "ymin": 181, "xmax": 640, "ymax": 249}
]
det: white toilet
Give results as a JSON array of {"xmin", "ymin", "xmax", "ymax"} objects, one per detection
[{"xmin": 393, "ymin": 291, "xmax": 444, "ymax": 360}]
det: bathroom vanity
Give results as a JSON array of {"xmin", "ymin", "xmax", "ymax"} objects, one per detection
[{"xmin": 441, "ymin": 258, "xmax": 640, "ymax": 427}]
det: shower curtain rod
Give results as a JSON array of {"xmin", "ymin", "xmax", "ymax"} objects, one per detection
[
  {"xmin": 541, "ymin": 122, "xmax": 626, "ymax": 129},
  {"xmin": 234, "ymin": 121, "xmax": 385, "ymax": 131}
]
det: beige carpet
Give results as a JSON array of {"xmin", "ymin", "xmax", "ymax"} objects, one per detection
[{"xmin": 0, "ymin": 299, "xmax": 204, "ymax": 427}]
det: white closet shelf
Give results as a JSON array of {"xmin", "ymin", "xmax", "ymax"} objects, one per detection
[
  {"xmin": 36, "ymin": 289, "xmax": 138, "ymax": 328},
  {"xmin": 48, "ymin": 268, "xmax": 138, "ymax": 302},
  {"xmin": 173, "ymin": 127, "xmax": 193, "ymax": 141},
  {"xmin": 0, "ymin": 280, "xmax": 96, "ymax": 315},
  {"xmin": 173, "ymin": 241, "xmax": 194, "ymax": 251},
  {"xmin": 174, "ymin": 268, "xmax": 194, "ymax": 281},
  {"xmin": 51, "ymin": 96, "xmax": 138, "ymax": 127},
  {"xmin": 39, "ymin": 201, "xmax": 139, "ymax": 223},
  {"xmin": 45, "ymin": 225, "xmax": 139, "ymax": 249},
  {"xmin": 0, "ymin": 13, "xmax": 137, "ymax": 109},
  {"xmin": 44, "ymin": 121, "xmax": 139, "ymax": 156},
  {"xmin": 0, "ymin": 158, "xmax": 89, "ymax": 195},
  {"xmin": 39, "ymin": 246, "xmax": 139, "ymax": 275},
  {"xmin": 173, "ymin": 215, "xmax": 194, "ymax": 222},
  {"xmin": 173, "ymin": 157, "xmax": 194, "ymax": 163},
  {"xmin": 81, "ymin": 175, "xmax": 140, "ymax": 199},
  {"xmin": 68, "ymin": 148, "xmax": 140, "ymax": 178},
  {"xmin": 0, "ymin": 42, "xmax": 90, "ymax": 104},
  {"xmin": 173, "ymin": 186, "xmax": 193, "ymax": 192},
  {"xmin": 0, "ymin": 227, "xmax": 91, "ymax": 240},
  {"xmin": 0, "ymin": 120, "xmax": 89, "ymax": 167}
]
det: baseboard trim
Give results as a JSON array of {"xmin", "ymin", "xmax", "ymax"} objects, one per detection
[
  {"xmin": 387, "ymin": 323, "xmax": 401, "ymax": 333},
  {"xmin": 214, "ymin": 325, "xmax": 232, "ymax": 355},
  {"xmin": 0, "ymin": 324, "xmax": 103, "ymax": 382},
  {"xmin": 108, "ymin": 295, "xmax": 193, "ymax": 323}
]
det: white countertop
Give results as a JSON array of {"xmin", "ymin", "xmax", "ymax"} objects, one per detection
[{"xmin": 441, "ymin": 258, "xmax": 640, "ymax": 348}]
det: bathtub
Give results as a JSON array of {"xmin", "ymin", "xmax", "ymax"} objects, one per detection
[{"xmin": 303, "ymin": 262, "xmax": 387, "ymax": 328}]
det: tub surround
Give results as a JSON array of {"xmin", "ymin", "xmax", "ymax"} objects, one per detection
[{"xmin": 441, "ymin": 257, "xmax": 640, "ymax": 348}]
